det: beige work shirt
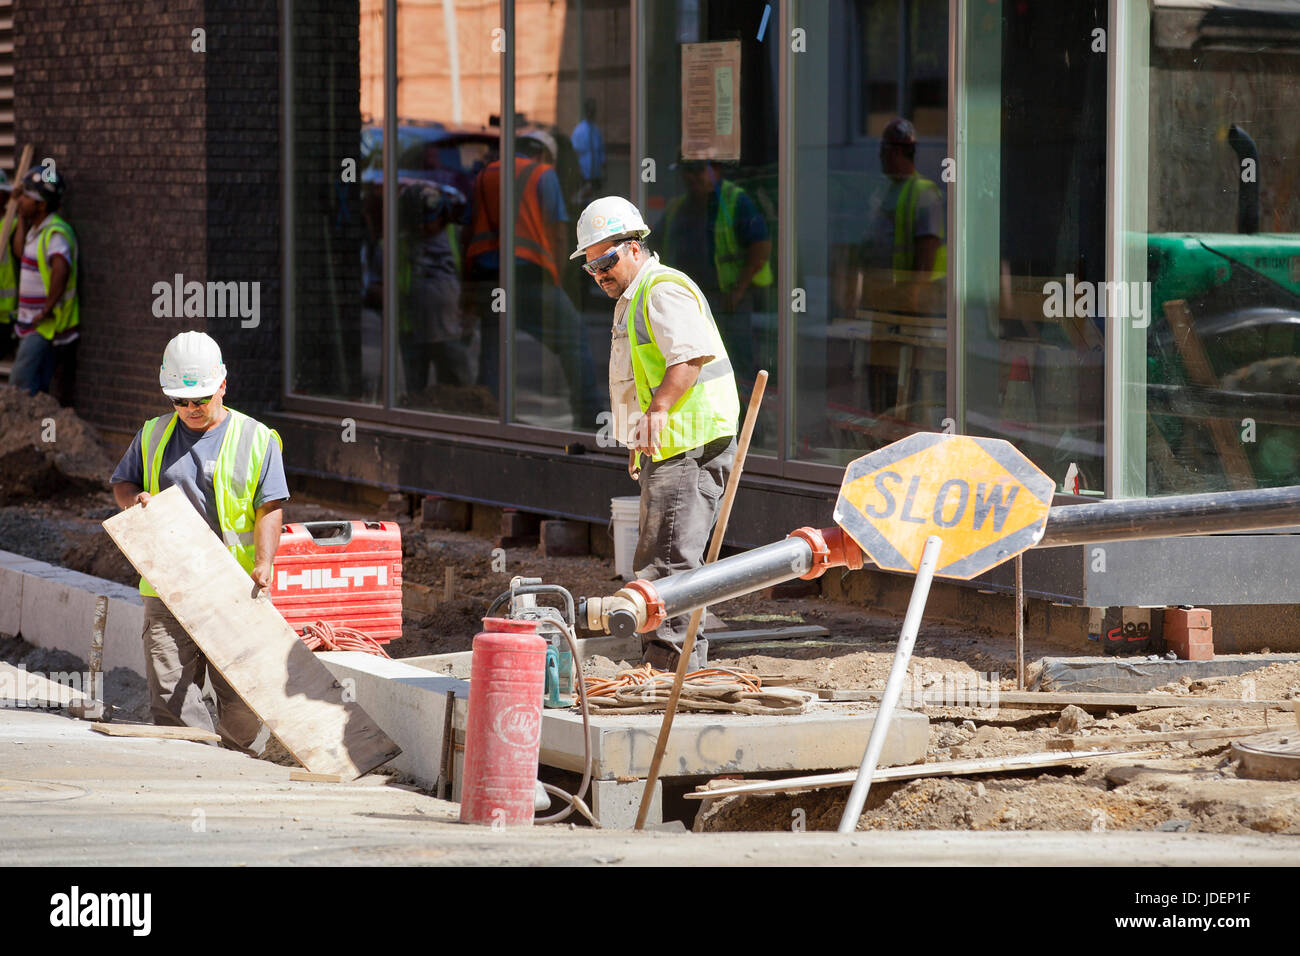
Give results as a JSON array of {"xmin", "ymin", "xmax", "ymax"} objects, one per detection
[{"xmin": 608, "ymin": 254, "xmax": 717, "ymax": 445}]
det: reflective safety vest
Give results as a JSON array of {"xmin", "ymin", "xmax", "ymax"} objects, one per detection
[
  {"xmin": 136, "ymin": 407, "xmax": 282, "ymax": 596},
  {"xmin": 0, "ymin": 248, "xmax": 15, "ymax": 323},
  {"xmin": 626, "ymin": 260, "xmax": 740, "ymax": 462},
  {"xmin": 31, "ymin": 214, "xmax": 79, "ymax": 340},
  {"xmin": 465, "ymin": 158, "xmax": 559, "ymax": 284},
  {"xmin": 892, "ymin": 173, "xmax": 947, "ymax": 283},
  {"xmin": 664, "ymin": 179, "xmax": 773, "ymax": 293}
]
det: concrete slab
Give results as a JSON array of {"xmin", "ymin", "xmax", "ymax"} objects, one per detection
[
  {"xmin": 403, "ymin": 634, "xmax": 643, "ymax": 679},
  {"xmin": 20, "ymin": 571, "xmax": 100, "ymax": 661},
  {"xmin": 0, "ymin": 551, "xmax": 147, "ymax": 676},
  {"xmin": 318, "ymin": 652, "xmax": 467, "ymax": 790},
  {"xmin": 537, "ymin": 706, "xmax": 929, "ymax": 779},
  {"xmin": 589, "ymin": 777, "xmax": 661, "ymax": 829},
  {"xmin": 1036, "ymin": 654, "xmax": 1300, "ymax": 694}
]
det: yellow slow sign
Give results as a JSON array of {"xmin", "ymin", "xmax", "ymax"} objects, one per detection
[{"xmin": 834, "ymin": 433, "xmax": 1055, "ymax": 579}]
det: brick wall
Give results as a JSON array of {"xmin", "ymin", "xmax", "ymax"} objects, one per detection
[
  {"xmin": 204, "ymin": 0, "xmax": 281, "ymax": 416},
  {"xmin": 14, "ymin": 0, "xmax": 284, "ymax": 449}
]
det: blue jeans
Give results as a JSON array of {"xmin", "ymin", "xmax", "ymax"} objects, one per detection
[{"xmin": 9, "ymin": 333, "xmax": 54, "ymax": 395}]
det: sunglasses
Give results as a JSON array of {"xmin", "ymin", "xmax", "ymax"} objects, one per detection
[
  {"xmin": 583, "ymin": 241, "xmax": 630, "ymax": 276},
  {"xmin": 170, "ymin": 395, "xmax": 214, "ymax": 408}
]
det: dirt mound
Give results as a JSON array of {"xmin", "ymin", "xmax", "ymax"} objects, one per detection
[{"xmin": 0, "ymin": 389, "xmax": 115, "ymax": 504}]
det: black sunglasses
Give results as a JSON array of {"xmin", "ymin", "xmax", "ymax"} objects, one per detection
[
  {"xmin": 583, "ymin": 241, "xmax": 630, "ymax": 276},
  {"xmin": 170, "ymin": 395, "xmax": 214, "ymax": 408}
]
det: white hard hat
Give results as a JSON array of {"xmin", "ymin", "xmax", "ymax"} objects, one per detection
[
  {"xmin": 570, "ymin": 196, "xmax": 650, "ymax": 260},
  {"xmin": 159, "ymin": 331, "xmax": 227, "ymax": 398}
]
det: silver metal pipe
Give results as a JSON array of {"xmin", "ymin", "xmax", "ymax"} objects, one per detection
[{"xmin": 1038, "ymin": 485, "xmax": 1300, "ymax": 548}]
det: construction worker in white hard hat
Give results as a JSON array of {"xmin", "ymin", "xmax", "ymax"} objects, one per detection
[
  {"xmin": 109, "ymin": 331, "xmax": 289, "ymax": 753},
  {"xmin": 574, "ymin": 196, "xmax": 740, "ymax": 671}
]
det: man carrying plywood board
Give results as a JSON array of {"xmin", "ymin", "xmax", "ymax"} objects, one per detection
[{"xmin": 106, "ymin": 332, "xmax": 399, "ymax": 779}]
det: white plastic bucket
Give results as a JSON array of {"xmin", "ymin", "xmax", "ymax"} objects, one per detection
[{"xmin": 610, "ymin": 496, "xmax": 641, "ymax": 580}]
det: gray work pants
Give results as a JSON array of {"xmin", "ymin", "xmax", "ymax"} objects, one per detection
[
  {"xmin": 142, "ymin": 596, "xmax": 262, "ymax": 754},
  {"xmin": 633, "ymin": 435, "xmax": 736, "ymax": 671}
]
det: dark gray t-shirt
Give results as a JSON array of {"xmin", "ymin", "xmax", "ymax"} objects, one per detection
[{"xmin": 110, "ymin": 413, "xmax": 290, "ymax": 535}]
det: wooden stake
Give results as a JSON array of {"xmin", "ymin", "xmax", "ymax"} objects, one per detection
[
  {"xmin": 0, "ymin": 145, "xmax": 34, "ymax": 265},
  {"xmin": 443, "ymin": 567, "xmax": 455, "ymax": 602},
  {"xmin": 1015, "ymin": 554, "xmax": 1025, "ymax": 691},
  {"xmin": 634, "ymin": 370, "xmax": 768, "ymax": 830}
]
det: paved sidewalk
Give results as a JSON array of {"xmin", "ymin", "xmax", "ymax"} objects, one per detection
[{"xmin": 2, "ymin": 708, "xmax": 1298, "ymax": 867}]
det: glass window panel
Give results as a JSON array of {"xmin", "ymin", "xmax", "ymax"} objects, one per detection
[
  {"xmin": 507, "ymin": 0, "xmax": 628, "ymax": 432},
  {"xmin": 1139, "ymin": 1, "xmax": 1300, "ymax": 494},
  {"xmin": 641, "ymin": 0, "xmax": 780, "ymax": 456},
  {"xmin": 792, "ymin": 0, "xmax": 949, "ymax": 466},
  {"xmin": 394, "ymin": 0, "xmax": 500, "ymax": 417},
  {"xmin": 290, "ymin": 1, "xmax": 378, "ymax": 402},
  {"xmin": 959, "ymin": 0, "xmax": 1107, "ymax": 493}
]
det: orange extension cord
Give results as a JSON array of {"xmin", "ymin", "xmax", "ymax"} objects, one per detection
[
  {"xmin": 298, "ymin": 620, "xmax": 392, "ymax": 659},
  {"xmin": 583, "ymin": 662, "xmax": 762, "ymax": 699}
]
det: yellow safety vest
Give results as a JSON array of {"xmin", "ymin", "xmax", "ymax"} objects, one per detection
[
  {"xmin": 892, "ymin": 173, "xmax": 947, "ymax": 282},
  {"xmin": 137, "ymin": 407, "xmax": 282, "ymax": 596},
  {"xmin": 0, "ymin": 247, "xmax": 15, "ymax": 322},
  {"xmin": 664, "ymin": 179, "xmax": 773, "ymax": 293},
  {"xmin": 31, "ymin": 214, "xmax": 79, "ymax": 340},
  {"xmin": 627, "ymin": 262, "xmax": 739, "ymax": 462}
]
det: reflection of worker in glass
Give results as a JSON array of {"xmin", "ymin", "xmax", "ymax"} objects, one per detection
[
  {"xmin": 398, "ymin": 181, "xmax": 473, "ymax": 396},
  {"xmin": 571, "ymin": 98, "xmax": 605, "ymax": 203},
  {"xmin": 859, "ymin": 118, "xmax": 946, "ymax": 314},
  {"xmin": 658, "ymin": 160, "xmax": 772, "ymax": 387},
  {"xmin": 464, "ymin": 130, "xmax": 603, "ymax": 426}
]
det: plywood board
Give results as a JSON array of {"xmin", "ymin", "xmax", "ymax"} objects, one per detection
[
  {"xmin": 102, "ymin": 487, "xmax": 401, "ymax": 778},
  {"xmin": 91, "ymin": 722, "xmax": 220, "ymax": 743}
]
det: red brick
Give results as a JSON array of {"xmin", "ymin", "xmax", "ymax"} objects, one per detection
[{"xmin": 1165, "ymin": 607, "xmax": 1211, "ymax": 630}]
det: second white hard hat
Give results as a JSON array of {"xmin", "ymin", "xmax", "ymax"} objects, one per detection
[
  {"xmin": 160, "ymin": 330, "xmax": 227, "ymax": 398},
  {"xmin": 570, "ymin": 196, "xmax": 650, "ymax": 260}
]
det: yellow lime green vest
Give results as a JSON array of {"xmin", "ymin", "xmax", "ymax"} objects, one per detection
[
  {"xmin": 137, "ymin": 407, "xmax": 282, "ymax": 596},
  {"xmin": 892, "ymin": 173, "xmax": 947, "ymax": 282},
  {"xmin": 664, "ymin": 179, "xmax": 773, "ymax": 293},
  {"xmin": 0, "ymin": 247, "xmax": 15, "ymax": 323},
  {"xmin": 29, "ymin": 214, "xmax": 79, "ymax": 339},
  {"xmin": 626, "ymin": 260, "xmax": 740, "ymax": 462}
]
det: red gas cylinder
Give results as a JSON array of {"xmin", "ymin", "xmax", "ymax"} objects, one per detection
[{"xmin": 459, "ymin": 618, "xmax": 547, "ymax": 827}]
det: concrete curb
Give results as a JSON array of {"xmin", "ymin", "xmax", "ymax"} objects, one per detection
[{"xmin": 0, "ymin": 549, "xmax": 145, "ymax": 678}]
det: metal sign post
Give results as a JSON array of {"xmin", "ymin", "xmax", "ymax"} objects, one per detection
[
  {"xmin": 832, "ymin": 434, "xmax": 1056, "ymax": 833},
  {"xmin": 837, "ymin": 535, "xmax": 942, "ymax": 833}
]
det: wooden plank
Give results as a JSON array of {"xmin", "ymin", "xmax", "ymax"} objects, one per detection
[
  {"xmin": 289, "ymin": 770, "xmax": 344, "ymax": 783},
  {"xmin": 1048, "ymin": 724, "xmax": 1272, "ymax": 751},
  {"xmin": 685, "ymin": 749, "xmax": 1152, "ymax": 800},
  {"xmin": 0, "ymin": 143, "xmax": 32, "ymax": 266},
  {"xmin": 812, "ymin": 687, "xmax": 1289, "ymax": 711},
  {"xmin": 102, "ymin": 487, "xmax": 401, "ymax": 779},
  {"xmin": 0, "ymin": 660, "xmax": 88, "ymax": 707},
  {"xmin": 92, "ymin": 722, "xmax": 220, "ymax": 743},
  {"xmin": 706, "ymin": 625, "xmax": 829, "ymax": 646},
  {"xmin": 1164, "ymin": 299, "xmax": 1255, "ymax": 489}
]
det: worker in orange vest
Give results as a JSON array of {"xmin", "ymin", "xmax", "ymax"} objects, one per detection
[{"xmin": 464, "ymin": 131, "xmax": 602, "ymax": 428}]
